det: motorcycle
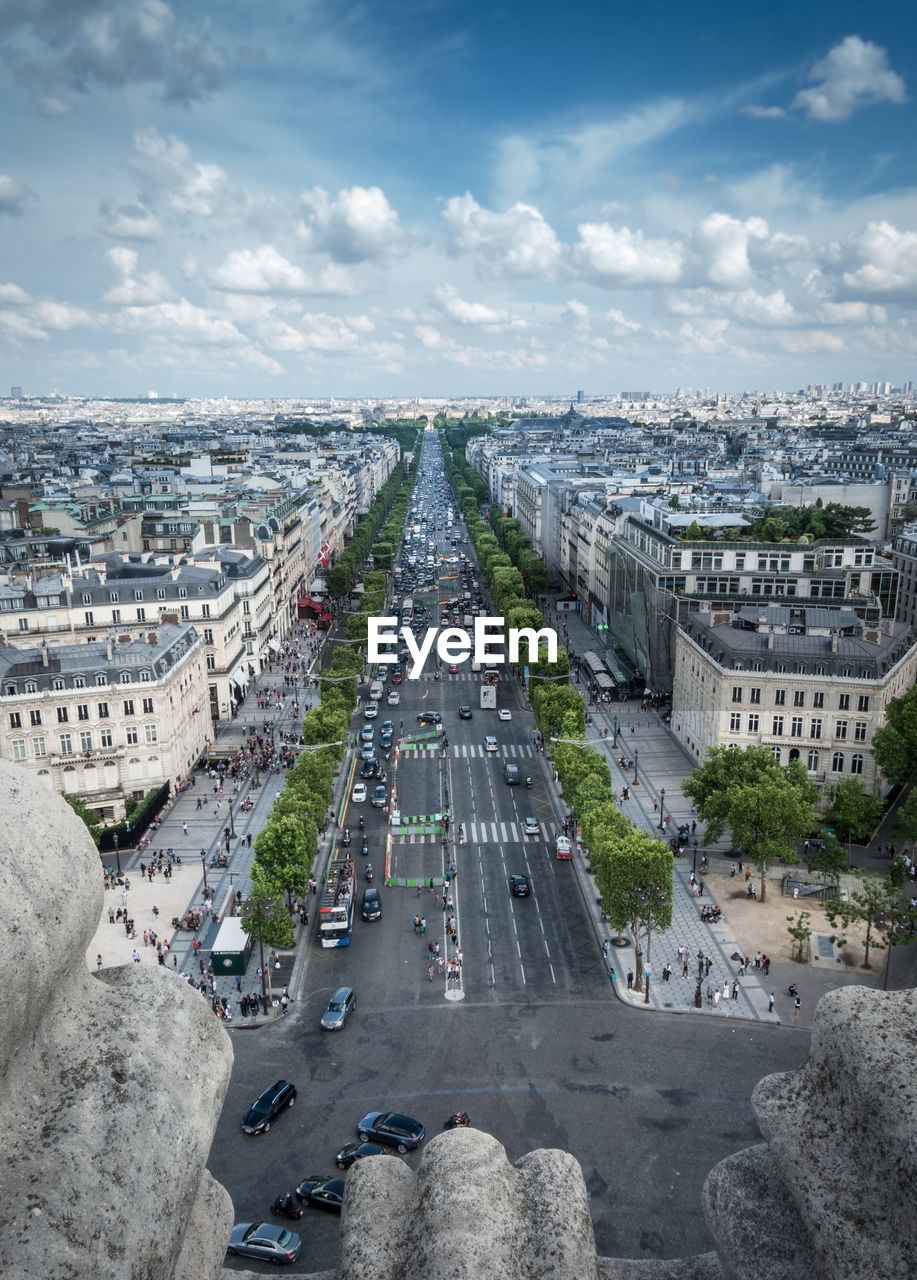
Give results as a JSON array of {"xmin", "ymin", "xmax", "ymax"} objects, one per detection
[
  {"xmin": 365, "ymin": 864, "xmax": 373, "ymax": 883},
  {"xmin": 271, "ymin": 1192, "xmax": 303, "ymax": 1221},
  {"xmin": 361, "ymin": 838, "xmax": 369, "ymax": 856},
  {"xmin": 342, "ymin": 828, "xmax": 351, "ymax": 846},
  {"xmin": 788, "ymin": 983, "xmax": 799, "ymax": 998},
  {"xmin": 359, "ymin": 815, "xmax": 365, "ymax": 831},
  {"xmin": 525, "ymin": 776, "xmax": 533, "ymax": 789},
  {"xmin": 444, "ymin": 1112, "xmax": 471, "ymax": 1130}
]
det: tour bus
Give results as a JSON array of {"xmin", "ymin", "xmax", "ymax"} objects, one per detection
[{"xmin": 401, "ymin": 597, "xmax": 414, "ymax": 625}]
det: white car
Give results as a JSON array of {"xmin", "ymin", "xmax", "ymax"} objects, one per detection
[
  {"xmin": 364, "ymin": 701, "xmax": 379, "ymax": 719},
  {"xmin": 352, "ymin": 784, "xmax": 367, "ymax": 804},
  {"xmin": 498, "ymin": 708, "xmax": 512, "ymax": 721},
  {"xmin": 484, "ymin": 736, "xmax": 499, "ymax": 752},
  {"xmin": 387, "ymin": 690, "xmax": 400, "ymax": 705}
]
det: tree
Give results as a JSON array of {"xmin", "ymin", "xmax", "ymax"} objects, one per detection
[
  {"xmin": 892, "ymin": 788, "xmax": 917, "ymax": 850},
  {"xmin": 241, "ymin": 864, "xmax": 295, "ymax": 949},
  {"xmin": 592, "ymin": 828, "xmax": 672, "ymax": 987},
  {"xmin": 824, "ymin": 778, "xmax": 885, "ymax": 846},
  {"xmin": 786, "ymin": 909, "xmax": 813, "ymax": 963},
  {"xmin": 872, "ymin": 686, "xmax": 917, "ymax": 786},
  {"xmin": 823, "ymin": 870, "xmax": 914, "ymax": 969},
  {"xmin": 684, "ymin": 746, "xmax": 817, "ymax": 901},
  {"xmin": 803, "ymin": 834, "xmax": 849, "ymax": 887},
  {"xmin": 253, "ymin": 813, "xmax": 314, "ymax": 912}
]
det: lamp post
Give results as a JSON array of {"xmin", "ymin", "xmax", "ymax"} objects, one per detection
[
  {"xmin": 633, "ymin": 749, "xmax": 639, "ymax": 786},
  {"xmin": 635, "ymin": 884, "xmax": 667, "ymax": 1005},
  {"xmin": 657, "ymin": 787, "xmax": 666, "ymax": 831},
  {"xmin": 612, "ymin": 716, "xmax": 619, "ymax": 748},
  {"xmin": 242, "ymin": 897, "xmax": 275, "ymax": 1011},
  {"xmin": 112, "ymin": 829, "xmax": 121, "ymax": 877},
  {"xmin": 692, "ymin": 839, "xmax": 699, "ymax": 875},
  {"xmin": 228, "ymin": 799, "xmax": 235, "ymax": 840},
  {"xmin": 200, "ymin": 849, "xmax": 209, "ymax": 894}
]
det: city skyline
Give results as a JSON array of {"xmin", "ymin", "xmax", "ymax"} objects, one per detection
[{"xmin": 2, "ymin": 1, "xmax": 917, "ymax": 398}]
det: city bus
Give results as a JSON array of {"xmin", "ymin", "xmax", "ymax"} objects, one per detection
[{"xmin": 401, "ymin": 597, "xmax": 414, "ymax": 625}]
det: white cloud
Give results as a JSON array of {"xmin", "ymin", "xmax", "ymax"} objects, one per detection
[
  {"xmin": 793, "ymin": 36, "xmax": 907, "ymax": 122},
  {"xmin": 778, "ymin": 329, "xmax": 845, "ymax": 354},
  {"xmin": 0, "ymin": 283, "xmax": 32, "ymax": 306},
  {"xmin": 441, "ymin": 194, "xmax": 562, "ymax": 280},
  {"xmin": 726, "ymin": 288, "xmax": 796, "ymax": 326},
  {"xmin": 415, "ymin": 325, "xmax": 443, "ymax": 350},
  {"xmin": 297, "ymin": 186, "xmax": 405, "ymax": 263},
  {"xmin": 113, "ymin": 298, "xmax": 248, "ymax": 346},
  {"xmin": 0, "ymin": 174, "xmax": 35, "ymax": 216},
  {"xmin": 606, "ymin": 307, "xmax": 641, "ymax": 334},
  {"xmin": 572, "ymin": 222, "xmax": 683, "ymax": 286},
  {"xmin": 818, "ymin": 300, "xmax": 886, "ymax": 325},
  {"xmin": 840, "ymin": 221, "xmax": 917, "ymax": 296},
  {"xmin": 102, "ymin": 246, "xmax": 174, "ymax": 305},
  {"xmin": 692, "ymin": 213, "xmax": 769, "ymax": 287},
  {"xmin": 31, "ymin": 300, "xmax": 96, "ymax": 330},
  {"xmin": 33, "ymin": 96, "xmax": 74, "ymax": 117},
  {"xmin": 128, "ymin": 126, "xmax": 228, "ymax": 218},
  {"xmin": 740, "ymin": 105, "xmax": 786, "ymax": 120},
  {"xmin": 99, "ymin": 197, "xmax": 161, "ymax": 240},
  {"xmin": 434, "ymin": 283, "xmax": 521, "ymax": 329},
  {"xmin": 0, "ymin": 310, "xmax": 48, "ymax": 342},
  {"xmin": 209, "ymin": 244, "xmax": 360, "ymax": 297}
]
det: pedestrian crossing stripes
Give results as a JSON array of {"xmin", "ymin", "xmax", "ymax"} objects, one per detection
[
  {"xmin": 401, "ymin": 743, "xmax": 535, "ymax": 760},
  {"xmin": 462, "ymin": 819, "xmax": 553, "ymax": 843},
  {"xmin": 391, "ymin": 832, "xmax": 440, "ymax": 845}
]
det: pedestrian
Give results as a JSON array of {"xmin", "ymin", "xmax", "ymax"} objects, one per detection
[
  {"xmin": 280, "ymin": 994, "xmax": 289, "ymax": 1014},
  {"xmin": 731, "ymin": 980, "xmax": 739, "ymax": 1001},
  {"xmin": 419, "ymin": 917, "xmax": 426, "ymax": 936},
  {"xmin": 131, "ymin": 949, "xmax": 141, "ymax": 963},
  {"xmin": 704, "ymin": 955, "xmax": 712, "ymax": 977},
  {"xmin": 706, "ymin": 983, "xmax": 713, "ymax": 1006},
  {"xmin": 602, "ymin": 940, "xmax": 609, "ymax": 959},
  {"xmin": 626, "ymin": 969, "xmax": 634, "ymax": 990},
  {"xmin": 794, "ymin": 996, "xmax": 801, "ymax": 1018},
  {"xmin": 428, "ymin": 963, "xmax": 434, "ymax": 982},
  {"xmin": 182, "ymin": 822, "xmax": 188, "ymax": 836},
  {"xmin": 763, "ymin": 954, "xmax": 770, "ymax": 976},
  {"xmin": 108, "ymin": 906, "xmax": 115, "ymax": 924},
  {"xmin": 713, "ymin": 989, "xmax": 720, "ymax": 1009},
  {"xmin": 682, "ymin": 956, "xmax": 689, "ymax": 978},
  {"xmin": 768, "ymin": 991, "xmax": 775, "ymax": 1013},
  {"xmin": 96, "ymin": 954, "xmax": 103, "ymax": 970}
]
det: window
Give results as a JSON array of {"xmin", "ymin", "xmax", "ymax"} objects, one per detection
[
  {"xmin": 25, "ymin": 681, "xmax": 36, "ymax": 693},
  {"xmin": 9, "ymin": 712, "xmax": 21, "ymax": 729},
  {"xmin": 123, "ymin": 699, "xmax": 134, "ymax": 716},
  {"xmin": 11, "ymin": 738, "xmax": 26, "ymax": 761},
  {"xmin": 79, "ymin": 731, "xmax": 93, "ymax": 752},
  {"xmin": 201, "ymin": 603, "xmax": 211, "ymax": 618},
  {"xmin": 807, "ymin": 750, "xmax": 819, "ymax": 772},
  {"xmin": 99, "ymin": 729, "xmax": 113, "ymax": 748},
  {"xmin": 77, "ymin": 704, "xmax": 89, "ymax": 721},
  {"xmin": 30, "ymin": 709, "xmax": 42, "ymax": 726},
  {"xmin": 815, "ymin": 665, "xmax": 827, "ymax": 677},
  {"xmin": 750, "ymin": 687, "xmax": 761, "ymax": 704},
  {"xmin": 84, "ymin": 611, "xmax": 94, "ymax": 626},
  {"xmin": 206, "ymin": 654, "xmax": 216, "ymax": 671},
  {"xmin": 82, "ymin": 593, "xmax": 92, "ymax": 605},
  {"xmin": 96, "ymin": 674, "xmax": 107, "ymax": 687},
  {"xmin": 854, "ymin": 722, "xmax": 868, "ymax": 743},
  {"xmin": 120, "ymin": 673, "xmax": 130, "ymax": 684},
  {"xmin": 731, "ymin": 687, "xmax": 743, "ymax": 703},
  {"xmin": 178, "ymin": 587, "xmax": 187, "ymax": 599},
  {"xmin": 774, "ymin": 689, "xmax": 786, "ymax": 706},
  {"xmin": 771, "ymin": 746, "xmax": 781, "ymax": 762},
  {"xmin": 810, "ymin": 719, "xmax": 823, "ymax": 740},
  {"xmin": 793, "ymin": 690, "xmax": 805, "ymax": 707},
  {"xmin": 111, "ymin": 609, "xmax": 121, "ymax": 624},
  {"xmin": 791, "ymin": 717, "xmax": 804, "ymax": 738},
  {"xmin": 134, "ymin": 589, "xmax": 144, "ymax": 601},
  {"xmin": 730, "ymin": 712, "xmax": 742, "ymax": 731},
  {"xmin": 98, "ymin": 702, "xmax": 109, "ymax": 718},
  {"xmin": 140, "ymin": 670, "xmax": 151, "ymax": 682},
  {"xmin": 144, "ymin": 724, "xmax": 158, "ymax": 744},
  {"xmin": 32, "ymin": 736, "xmax": 46, "ymax": 757},
  {"xmin": 136, "ymin": 608, "xmax": 146, "ymax": 622},
  {"xmin": 203, "ymin": 628, "xmax": 213, "ymax": 645},
  {"xmin": 835, "ymin": 720, "xmax": 848, "ymax": 740},
  {"xmin": 126, "ymin": 727, "xmax": 138, "ymax": 745},
  {"xmin": 142, "ymin": 697, "xmax": 154, "ymax": 714},
  {"xmin": 832, "ymin": 752, "xmax": 845, "ymax": 773},
  {"xmin": 109, "ymin": 592, "xmax": 119, "ymax": 603},
  {"xmin": 180, "ymin": 605, "xmax": 189, "ymax": 620},
  {"xmin": 52, "ymin": 679, "xmax": 64, "ymax": 691},
  {"xmin": 59, "ymin": 733, "xmax": 73, "ymax": 755},
  {"xmin": 157, "ymin": 588, "xmax": 166, "ymax": 600},
  {"xmin": 772, "ymin": 716, "xmax": 784, "ymax": 735},
  {"xmin": 850, "ymin": 754, "xmax": 864, "ymax": 775},
  {"xmin": 57, "ymin": 707, "xmax": 69, "ymax": 724},
  {"xmin": 73, "ymin": 676, "xmax": 85, "ymax": 689},
  {"xmin": 19, "ymin": 617, "xmax": 29, "ymax": 633},
  {"xmin": 748, "ymin": 713, "xmax": 760, "ymax": 732},
  {"xmin": 838, "ymin": 694, "xmax": 850, "ymax": 710},
  {"xmin": 858, "ymin": 695, "xmax": 870, "ymax": 712},
  {"xmin": 813, "ymin": 692, "xmax": 825, "ymax": 709}
]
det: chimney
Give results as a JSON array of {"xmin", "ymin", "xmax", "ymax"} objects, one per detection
[
  {"xmin": 767, "ymin": 631, "xmax": 775, "ymax": 650},
  {"xmin": 41, "ymin": 641, "xmax": 50, "ymax": 668},
  {"xmin": 106, "ymin": 634, "xmax": 114, "ymax": 661},
  {"xmin": 830, "ymin": 632, "xmax": 839, "ymax": 653}
]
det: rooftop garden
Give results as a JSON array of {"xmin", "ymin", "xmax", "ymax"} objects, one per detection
[{"xmin": 676, "ymin": 500, "xmax": 876, "ymax": 543}]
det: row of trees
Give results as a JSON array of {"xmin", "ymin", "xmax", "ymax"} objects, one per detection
[{"xmin": 325, "ymin": 442, "xmax": 420, "ymax": 599}]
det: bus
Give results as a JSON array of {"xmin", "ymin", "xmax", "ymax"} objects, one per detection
[
  {"xmin": 582, "ymin": 650, "xmax": 616, "ymax": 696},
  {"xmin": 319, "ymin": 846, "xmax": 356, "ymax": 948},
  {"xmin": 401, "ymin": 597, "xmax": 414, "ymax": 625}
]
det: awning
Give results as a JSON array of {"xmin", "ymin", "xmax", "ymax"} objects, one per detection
[
  {"xmin": 297, "ymin": 594, "xmax": 323, "ymax": 613},
  {"xmin": 309, "ymin": 577, "xmax": 327, "ymax": 594}
]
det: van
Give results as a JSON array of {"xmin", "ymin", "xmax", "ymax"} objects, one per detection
[
  {"xmin": 369, "ymin": 680, "xmax": 384, "ymax": 702},
  {"xmin": 555, "ymin": 835, "xmax": 573, "ymax": 860},
  {"xmin": 503, "ymin": 763, "xmax": 520, "ymax": 786}
]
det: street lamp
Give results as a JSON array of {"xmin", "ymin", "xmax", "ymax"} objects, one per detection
[
  {"xmin": 242, "ymin": 896, "xmax": 275, "ymax": 1011},
  {"xmin": 657, "ymin": 787, "xmax": 666, "ymax": 831},
  {"xmin": 692, "ymin": 840, "xmax": 699, "ymax": 875},
  {"xmin": 112, "ymin": 829, "xmax": 121, "ymax": 877},
  {"xmin": 612, "ymin": 716, "xmax": 619, "ymax": 748},
  {"xmin": 228, "ymin": 799, "xmax": 235, "ymax": 840},
  {"xmin": 633, "ymin": 749, "xmax": 639, "ymax": 786},
  {"xmin": 200, "ymin": 849, "xmax": 209, "ymax": 894}
]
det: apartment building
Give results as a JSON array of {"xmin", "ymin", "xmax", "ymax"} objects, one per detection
[
  {"xmin": 0, "ymin": 623, "xmax": 211, "ymax": 821},
  {"xmin": 671, "ymin": 604, "xmax": 917, "ymax": 795}
]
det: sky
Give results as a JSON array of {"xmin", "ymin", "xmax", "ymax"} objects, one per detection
[{"xmin": 2, "ymin": 0, "xmax": 917, "ymax": 400}]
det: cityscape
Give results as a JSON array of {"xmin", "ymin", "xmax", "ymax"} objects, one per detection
[{"xmin": 1, "ymin": 3, "xmax": 916, "ymax": 1280}]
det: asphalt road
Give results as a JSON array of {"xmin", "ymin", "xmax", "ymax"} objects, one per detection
[{"xmin": 210, "ymin": 435, "xmax": 810, "ymax": 1274}]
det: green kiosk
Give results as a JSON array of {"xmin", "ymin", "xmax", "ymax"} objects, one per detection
[{"xmin": 210, "ymin": 916, "xmax": 253, "ymax": 977}]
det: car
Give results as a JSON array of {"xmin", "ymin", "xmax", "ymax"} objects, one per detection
[
  {"xmin": 448, "ymin": 664, "xmax": 459, "ymax": 674},
  {"xmin": 227, "ymin": 1222, "xmax": 302, "ymax": 1264},
  {"xmin": 335, "ymin": 1140, "xmax": 389, "ymax": 1170},
  {"xmin": 381, "ymin": 720, "xmax": 394, "ymax": 735},
  {"xmin": 484, "ymin": 736, "xmax": 499, "ymax": 752},
  {"xmin": 510, "ymin": 874, "xmax": 531, "ymax": 897},
  {"xmin": 364, "ymin": 701, "xmax": 378, "ymax": 719},
  {"xmin": 321, "ymin": 986, "xmax": 356, "ymax": 1031},
  {"xmin": 392, "ymin": 670, "xmax": 403, "ymax": 684},
  {"xmin": 241, "ymin": 1080, "xmax": 297, "ymax": 1134},
  {"xmin": 357, "ymin": 1111, "xmax": 426, "ymax": 1153},
  {"xmin": 387, "ymin": 691, "xmax": 400, "ymax": 705},
  {"xmin": 498, "ymin": 708, "xmax": 512, "ymax": 721},
  {"xmin": 504, "ymin": 763, "xmax": 520, "ymax": 785},
  {"xmin": 360, "ymin": 743, "xmax": 375, "ymax": 760},
  {"xmin": 294, "ymin": 1175, "xmax": 346, "ymax": 1213},
  {"xmin": 361, "ymin": 886, "xmax": 382, "ymax": 920},
  {"xmin": 523, "ymin": 816, "xmax": 540, "ymax": 837},
  {"xmin": 417, "ymin": 710, "xmax": 442, "ymax": 725},
  {"xmin": 360, "ymin": 756, "xmax": 377, "ymax": 778},
  {"xmin": 380, "ymin": 729, "xmax": 393, "ymax": 749},
  {"xmin": 458, "ymin": 705, "xmax": 472, "ymax": 719},
  {"xmin": 352, "ymin": 783, "xmax": 367, "ymax": 804},
  {"xmin": 360, "ymin": 725, "xmax": 375, "ymax": 743},
  {"xmin": 371, "ymin": 784, "xmax": 387, "ymax": 808}
]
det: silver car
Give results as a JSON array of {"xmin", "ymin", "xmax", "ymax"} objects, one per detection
[
  {"xmin": 227, "ymin": 1222, "xmax": 302, "ymax": 1264},
  {"xmin": 321, "ymin": 986, "xmax": 356, "ymax": 1031}
]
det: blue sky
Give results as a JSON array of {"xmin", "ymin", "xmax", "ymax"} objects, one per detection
[{"xmin": 1, "ymin": 0, "xmax": 916, "ymax": 398}]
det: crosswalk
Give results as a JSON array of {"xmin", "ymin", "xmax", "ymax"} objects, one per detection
[
  {"xmin": 463, "ymin": 819, "xmax": 554, "ymax": 843},
  {"xmin": 402, "ymin": 743, "xmax": 536, "ymax": 760}
]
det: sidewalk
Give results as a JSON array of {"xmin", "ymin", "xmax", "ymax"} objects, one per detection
[
  {"xmin": 545, "ymin": 595, "xmax": 880, "ymax": 1028},
  {"xmin": 85, "ymin": 623, "xmax": 347, "ymax": 1024}
]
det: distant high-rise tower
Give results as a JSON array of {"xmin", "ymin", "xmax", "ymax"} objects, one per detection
[
  {"xmin": 10, "ymin": 386, "xmax": 22, "ymax": 399},
  {"xmin": 576, "ymin": 390, "xmax": 584, "ymax": 403}
]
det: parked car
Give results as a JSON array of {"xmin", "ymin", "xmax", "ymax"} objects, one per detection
[
  {"xmin": 357, "ymin": 1111, "xmax": 426, "ymax": 1153},
  {"xmin": 361, "ymin": 887, "xmax": 382, "ymax": 920},
  {"xmin": 321, "ymin": 987, "xmax": 356, "ymax": 1031},
  {"xmin": 352, "ymin": 783, "xmax": 367, "ymax": 804},
  {"xmin": 510, "ymin": 874, "xmax": 531, "ymax": 898},
  {"xmin": 294, "ymin": 1176, "xmax": 345, "ymax": 1213},
  {"xmin": 335, "ymin": 1140, "xmax": 388, "ymax": 1170},
  {"xmin": 227, "ymin": 1223, "xmax": 302, "ymax": 1264},
  {"xmin": 241, "ymin": 1080, "xmax": 297, "ymax": 1134}
]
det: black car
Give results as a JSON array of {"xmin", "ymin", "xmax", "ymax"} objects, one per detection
[
  {"xmin": 357, "ymin": 1111, "xmax": 426, "ymax": 1153},
  {"xmin": 241, "ymin": 1080, "xmax": 297, "ymax": 1134},
  {"xmin": 510, "ymin": 874, "xmax": 531, "ymax": 897},
  {"xmin": 417, "ymin": 711, "xmax": 442, "ymax": 725},
  {"xmin": 335, "ymin": 1141, "xmax": 388, "ymax": 1170},
  {"xmin": 458, "ymin": 706, "xmax": 472, "ymax": 719},
  {"xmin": 360, "ymin": 756, "xmax": 378, "ymax": 778},
  {"xmin": 294, "ymin": 1176, "xmax": 346, "ymax": 1213},
  {"xmin": 362, "ymin": 887, "xmax": 382, "ymax": 920},
  {"xmin": 380, "ymin": 729, "xmax": 393, "ymax": 750}
]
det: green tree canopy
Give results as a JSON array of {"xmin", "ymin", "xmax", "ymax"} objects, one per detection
[
  {"xmin": 824, "ymin": 778, "xmax": 885, "ymax": 845},
  {"xmin": 591, "ymin": 827, "xmax": 672, "ymax": 984},
  {"xmin": 872, "ymin": 686, "xmax": 917, "ymax": 786}
]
